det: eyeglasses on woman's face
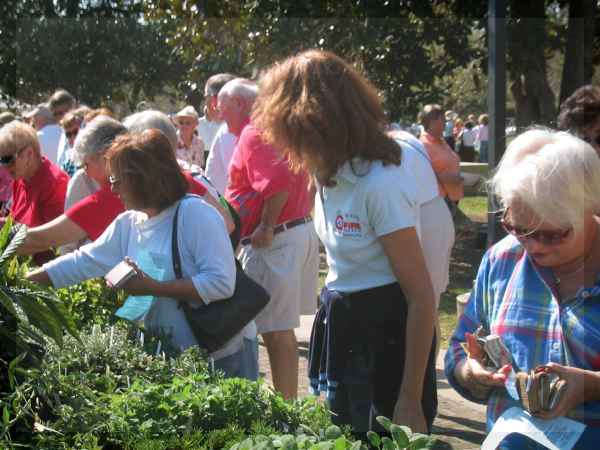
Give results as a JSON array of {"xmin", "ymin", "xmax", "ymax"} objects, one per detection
[{"xmin": 501, "ymin": 208, "xmax": 572, "ymax": 245}]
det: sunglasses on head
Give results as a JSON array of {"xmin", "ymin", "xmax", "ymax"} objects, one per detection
[{"xmin": 501, "ymin": 208, "xmax": 572, "ymax": 245}]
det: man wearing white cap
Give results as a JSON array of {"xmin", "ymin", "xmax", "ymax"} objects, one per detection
[
  {"xmin": 173, "ymin": 106, "xmax": 204, "ymax": 168},
  {"xmin": 23, "ymin": 104, "xmax": 62, "ymax": 165}
]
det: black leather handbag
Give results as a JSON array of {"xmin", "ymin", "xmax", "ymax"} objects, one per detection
[{"xmin": 172, "ymin": 202, "xmax": 270, "ymax": 353}]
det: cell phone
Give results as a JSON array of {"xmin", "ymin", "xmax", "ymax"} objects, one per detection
[{"xmin": 104, "ymin": 260, "xmax": 136, "ymax": 289}]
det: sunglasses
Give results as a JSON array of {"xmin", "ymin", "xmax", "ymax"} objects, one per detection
[
  {"xmin": 65, "ymin": 128, "xmax": 79, "ymax": 140},
  {"xmin": 0, "ymin": 145, "xmax": 28, "ymax": 167},
  {"xmin": 501, "ymin": 208, "xmax": 572, "ymax": 245},
  {"xmin": 177, "ymin": 120, "xmax": 194, "ymax": 126},
  {"xmin": 0, "ymin": 154, "xmax": 15, "ymax": 167}
]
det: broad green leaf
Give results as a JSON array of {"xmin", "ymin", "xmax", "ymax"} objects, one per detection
[
  {"xmin": 376, "ymin": 416, "xmax": 392, "ymax": 432},
  {"xmin": 390, "ymin": 424, "xmax": 409, "ymax": 448},
  {"xmin": 0, "ymin": 287, "xmax": 18, "ymax": 315},
  {"xmin": 349, "ymin": 441, "xmax": 363, "ymax": 450},
  {"xmin": 367, "ymin": 431, "xmax": 381, "ymax": 448},
  {"xmin": 0, "ymin": 216, "xmax": 12, "ymax": 250},
  {"xmin": 332, "ymin": 437, "xmax": 346, "ymax": 450},
  {"xmin": 300, "ymin": 424, "xmax": 319, "ymax": 438},
  {"xmin": 318, "ymin": 442, "xmax": 333, "ymax": 450},
  {"xmin": 2, "ymin": 406, "xmax": 9, "ymax": 424},
  {"xmin": 324, "ymin": 425, "xmax": 342, "ymax": 440},
  {"xmin": 282, "ymin": 436, "xmax": 298, "ymax": 450},
  {"xmin": 381, "ymin": 437, "xmax": 395, "ymax": 450},
  {"xmin": 14, "ymin": 293, "xmax": 63, "ymax": 346},
  {"xmin": 409, "ymin": 434, "xmax": 431, "ymax": 450},
  {"xmin": 238, "ymin": 437, "xmax": 254, "ymax": 450},
  {"xmin": 27, "ymin": 288, "xmax": 79, "ymax": 342},
  {"xmin": 0, "ymin": 223, "xmax": 27, "ymax": 265}
]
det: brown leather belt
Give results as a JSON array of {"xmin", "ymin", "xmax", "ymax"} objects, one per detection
[{"xmin": 240, "ymin": 216, "xmax": 312, "ymax": 246}]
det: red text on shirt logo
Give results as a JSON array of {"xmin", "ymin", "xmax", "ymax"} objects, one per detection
[{"xmin": 334, "ymin": 214, "xmax": 362, "ymax": 236}]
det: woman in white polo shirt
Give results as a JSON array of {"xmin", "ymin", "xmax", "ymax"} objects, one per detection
[{"xmin": 252, "ymin": 50, "xmax": 437, "ymax": 438}]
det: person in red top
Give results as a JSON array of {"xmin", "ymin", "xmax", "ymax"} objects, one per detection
[
  {"xmin": 17, "ymin": 116, "xmax": 216, "ymax": 258},
  {"xmin": 222, "ymin": 78, "xmax": 319, "ymax": 399},
  {"xmin": 0, "ymin": 121, "xmax": 69, "ymax": 264}
]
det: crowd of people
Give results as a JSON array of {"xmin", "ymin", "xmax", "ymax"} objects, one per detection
[{"xmin": 0, "ymin": 51, "xmax": 598, "ymax": 448}]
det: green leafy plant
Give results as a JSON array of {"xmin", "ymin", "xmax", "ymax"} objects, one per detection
[
  {"xmin": 229, "ymin": 417, "xmax": 437, "ymax": 450},
  {"xmin": 2, "ymin": 323, "xmax": 332, "ymax": 448},
  {"xmin": 0, "ymin": 217, "xmax": 79, "ymax": 386}
]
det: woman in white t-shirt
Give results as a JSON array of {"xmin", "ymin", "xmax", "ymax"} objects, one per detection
[
  {"xmin": 252, "ymin": 49, "xmax": 437, "ymax": 438},
  {"xmin": 457, "ymin": 121, "xmax": 477, "ymax": 162},
  {"xmin": 26, "ymin": 130, "xmax": 258, "ymax": 380}
]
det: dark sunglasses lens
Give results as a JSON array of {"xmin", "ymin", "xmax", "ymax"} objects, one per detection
[
  {"xmin": 0, "ymin": 155, "xmax": 14, "ymax": 166},
  {"xmin": 534, "ymin": 230, "xmax": 568, "ymax": 245},
  {"xmin": 66, "ymin": 128, "xmax": 79, "ymax": 139}
]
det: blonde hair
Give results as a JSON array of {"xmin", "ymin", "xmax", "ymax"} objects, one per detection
[
  {"xmin": 0, "ymin": 121, "xmax": 41, "ymax": 156},
  {"xmin": 252, "ymin": 49, "xmax": 400, "ymax": 187},
  {"xmin": 489, "ymin": 128, "xmax": 600, "ymax": 232}
]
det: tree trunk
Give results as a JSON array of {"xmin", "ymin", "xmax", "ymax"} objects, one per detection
[
  {"xmin": 507, "ymin": 0, "xmax": 556, "ymax": 128},
  {"xmin": 559, "ymin": 0, "xmax": 597, "ymax": 104}
]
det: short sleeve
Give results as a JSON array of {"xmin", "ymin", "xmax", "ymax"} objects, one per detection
[
  {"xmin": 66, "ymin": 188, "xmax": 125, "ymax": 241},
  {"xmin": 240, "ymin": 127, "xmax": 291, "ymax": 197},
  {"xmin": 364, "ymin": 166, "xmax": 417, "ymax": 237}
]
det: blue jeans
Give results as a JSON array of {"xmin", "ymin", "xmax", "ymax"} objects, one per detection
[{"xmin": 214, "ymin": 337, "xmax": 259, "ymax": 381}]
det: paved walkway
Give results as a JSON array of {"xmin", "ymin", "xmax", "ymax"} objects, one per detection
[{"xmin": 258, "ymin": 315, "xmax": 486, "ymax": 450}]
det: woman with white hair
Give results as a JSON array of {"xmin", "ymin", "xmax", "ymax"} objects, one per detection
[
  {"xmin": 172, "ymin": 105, "xmax": 204, "ymax": 167},
  {"xmin": 123, "ymin": 110, "xmax": 236, "ymax": 242},
  {"xmin": 445, "ymin": 128, "xmax": 600, "ymax": 448}
]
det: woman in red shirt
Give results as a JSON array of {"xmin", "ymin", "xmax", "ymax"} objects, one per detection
[{"xmin": 18, "ymin": 116, "xmax": 230, "ymax": 257}]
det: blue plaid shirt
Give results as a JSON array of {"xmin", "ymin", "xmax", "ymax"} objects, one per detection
[{"xmin": 445, "ymin": 235, "xmax": 600, "ymax": 449}]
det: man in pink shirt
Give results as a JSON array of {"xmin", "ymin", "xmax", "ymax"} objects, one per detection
[{"xmin": 223, "ymin": 79, "xmax": 319, "ymax": 399}]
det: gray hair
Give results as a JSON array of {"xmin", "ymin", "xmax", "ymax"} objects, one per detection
[
  {"xmin": 122, "ymin": 110, "xmax": 177, "ymax": 149},
  {"xmin": 219, "ymin": 78, "xmax": 259, "ymax": 103},
  {"xmin": 489, "ymin": 128, "xmax": 600, "ymax": 232},
  {"xmin": 72, "ymin": 116, "xmax": 127, "ymax": 166}
]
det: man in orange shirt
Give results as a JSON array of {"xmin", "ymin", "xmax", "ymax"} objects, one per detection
[{"xmin": 418, "ymin": 104, "xmax": 464, "ymax": 204}]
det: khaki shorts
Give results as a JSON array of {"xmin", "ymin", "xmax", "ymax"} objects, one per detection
[{"xmin": 239, "ymin": 222, "xmax": 319, "ymax": 334}]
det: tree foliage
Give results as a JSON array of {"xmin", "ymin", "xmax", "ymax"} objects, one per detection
[
  {"xmin": 144, "ymin": 1, "xmax": 480, "ymax": 120},
  {"xmin": 16, "ymin": 18, "xmax": 186, "ymax": 110},
  {"xmin": 1, "ymin": 1, "xmax": 185, "ymax": 110}
]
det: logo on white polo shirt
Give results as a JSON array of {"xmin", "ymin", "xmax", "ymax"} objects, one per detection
[{"xmin": 334, "ymin": 212, "xmax": 362, "ymax": 238}]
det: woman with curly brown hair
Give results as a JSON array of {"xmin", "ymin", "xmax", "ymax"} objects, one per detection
[
  {"xmin": 252, "ymin": 49, "xmax": 437, "ymax": 437},
  {"xmin": 558, "ymin": 84, "xmax": 600, "ymax": 155}
]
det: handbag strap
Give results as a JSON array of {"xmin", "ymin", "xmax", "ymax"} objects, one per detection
[{"xmin": 172, "ymin": 201, "xmax": 182, "ymax": 280}]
